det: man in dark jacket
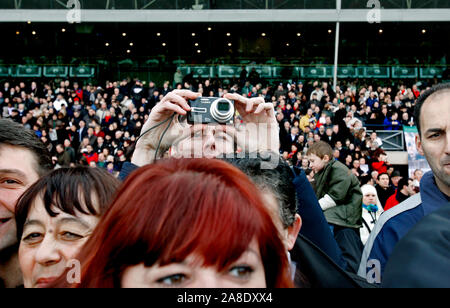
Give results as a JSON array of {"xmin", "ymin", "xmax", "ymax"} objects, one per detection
[
  {"xmin": 55, "ymin": 144, "xmax": 71, "ymax": 167},
  {"xmin": 375, "ymin": 172, "xmax": 395, "ymax": 209},
  {"xmin": 382, "ymin": 203, "xmax": 450, "ymax": 288}
]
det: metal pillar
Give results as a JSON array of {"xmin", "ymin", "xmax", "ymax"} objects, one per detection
[{"xmin": 333, "ymin": 0, "xmax": 341, "ymax": 91}]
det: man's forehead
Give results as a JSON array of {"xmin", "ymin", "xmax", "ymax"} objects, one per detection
[
  {"xmin": 189, "ymin": 123, "xmax": 234, "ymax": 134},
  {"xmin": 0, "ymin": 144, "xmax": 40, "ymax": 178},
  {"xmin": 421, "ymin": 91, "xmax": 450, "ymax": 130}
]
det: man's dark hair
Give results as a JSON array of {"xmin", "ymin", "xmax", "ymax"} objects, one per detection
[
  {"xmin": 224, "ymin": 155, "xmax": 297, "ymax": 228},
  {"xmin": 397, "ymin": 177, "xmax": 409, "ymax": 191},
  {"xmin": 0, "ymin": 118, "xmax": 52, "ymax": 176},
  {"xmin": 377, "ymin": 172, "xmax": 389, "ymax": 181},
  {"xmin": 360, "ymin": 174, "xmax": 372, "ymax": 186},
  {"xmin": 414, "ymin": 83, "xmax": 450, "ymax": 137}
]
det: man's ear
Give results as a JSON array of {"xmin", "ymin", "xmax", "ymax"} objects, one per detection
[
  {"xmin": 323, "ymin": 154, "xmax": 330, "ymax": 162},
  {"xmin": 286, "ymin": 214, "xmax": 302, "ymax": 251},
  {"xmin": 415, "ymin": 134, "xmax": 425, "ymax": 156}
]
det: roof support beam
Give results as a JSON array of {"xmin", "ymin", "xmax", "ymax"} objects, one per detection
[{"xmin": 0, "ymin": 9, "xmax": 449, "ymax": 22}]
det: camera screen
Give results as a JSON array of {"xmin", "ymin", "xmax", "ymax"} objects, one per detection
[{"xmin": 217, "ymin": 101, "xmax": 230, "ymax": 112}]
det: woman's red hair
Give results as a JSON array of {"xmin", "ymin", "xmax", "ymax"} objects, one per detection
[{"xmin": 57, "ymin": 158, "xmax": 293, "ymax": 288}]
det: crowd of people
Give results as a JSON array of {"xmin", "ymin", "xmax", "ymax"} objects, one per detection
[
  {"xmin": 0, "ymin": 72, "xmax": 449, "ymax": 288},
  {"xmin": 0, "ymin": 74, "xmax": 429, "ymax": 205}
]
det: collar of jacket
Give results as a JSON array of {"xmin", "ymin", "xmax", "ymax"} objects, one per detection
[{"xmin": 420, "ymin": 171, "xmax": 450, "ymax": 216}]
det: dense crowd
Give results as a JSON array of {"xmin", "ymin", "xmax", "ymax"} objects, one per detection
[
  {"xmin": 0, "ymin": 71, "xmax": 428, "ymax": 187},
  {"xmin": 0, "ymin": 73, "xmax": 430, "ymax": 226}
]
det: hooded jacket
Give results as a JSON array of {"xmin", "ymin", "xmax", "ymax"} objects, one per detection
[
  {"xmin": 314, "ymin": 160, "xmax": 363, "ymax": 229},
  {"xmin": 360, "ymin": 184, "xmax": 384, "ymax": 245}
]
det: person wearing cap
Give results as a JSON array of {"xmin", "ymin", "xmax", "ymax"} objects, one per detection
[
  {"xmin": 358, "ymin": 83, "xmax": 450, "ymax": 285},
  {"xmin": 389, "ymin": 170, "xmax": 402, "ymax": 190},
  {"xmin": 360, "ymin": 185, "xmax": 384, "ymax": 245}
]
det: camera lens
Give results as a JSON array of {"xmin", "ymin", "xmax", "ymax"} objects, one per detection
[
  {"xmin": 210, "ymin": 98, "xmax": 234, "ymax": 123},
  {"xmin": 217, "ymin": 101, "xmax": 230, "ymax": 112}
]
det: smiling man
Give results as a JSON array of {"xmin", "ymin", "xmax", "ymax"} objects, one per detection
[
  {"xmin": 358, "ymin": 83, "xmax": 450, "ymax": 284},
  {"xmin": 0, "ymin": 119, "xmax": 52, "ymax": 288}
]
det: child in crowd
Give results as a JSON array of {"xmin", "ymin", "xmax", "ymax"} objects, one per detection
[{"xmin": 307, "ymin": 141, "xmax": 363, "ymax": 274}]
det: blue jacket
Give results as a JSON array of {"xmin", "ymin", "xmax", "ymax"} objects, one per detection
[
  {"xmin": 383, "ymin": 117, "xmax": 402, "ymax": 130},
  {"xmin": 382, "ymin": 202, "xmax": 450, "ymax": 288},
  {"xmin": 357, "ymin": 171, "xmax": 450, "ymax": 284}
]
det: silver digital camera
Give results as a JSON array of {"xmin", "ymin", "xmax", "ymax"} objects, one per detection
[{"xmin": 187, "ymin": 97, "xmax": 235, "ymax": 125}]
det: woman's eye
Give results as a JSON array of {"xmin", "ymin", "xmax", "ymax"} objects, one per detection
[
  {"xmin": 229, "ymin": 266, "xmax": 254, "ymax": 278},
  {"xmin": 0, "ymin": 178, "xmax": 21, "ymax": 186},
  {"xmin": 23, "ymin": 233, "xmax": 43, "ymax": 244},
  {"xmin": 61, "ymin": 232, "xmax": 83, "ymax": 241},
  {"xmin": 157, "ymin": 274, "xmax": 187, "ymax": 286}
]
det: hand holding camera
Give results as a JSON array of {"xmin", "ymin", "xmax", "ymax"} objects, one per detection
[
  {"xmin": 224, "ymin": 93, "xmax": 279, "ymax": 154},
  {"xmin": 132, "ymin": 90, "xmax": 199, "ymax": 166}
]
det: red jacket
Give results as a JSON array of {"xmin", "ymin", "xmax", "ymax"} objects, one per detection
[
  {"xmin": 384, "ymin": 191, "xmax": 399, "ymax": 211},
  {"xmin": 83, "ymin": 152, "xmax": 98, "ymax": 165},
  {"xmin": 384, "ymin": 190, "xmax": 410, "ymax": 211},
  {"xmin": 371, "ymin": 161, "xmax": 388, "ymax": 174}
]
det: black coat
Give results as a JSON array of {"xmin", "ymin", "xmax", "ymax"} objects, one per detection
[
  {"xmin": 382, "ymin": 202, "xmax": 450, "ymax": 288},
  {"xmin": 291, "ymin": 235, "xmax": 376, "ymax": 288}
]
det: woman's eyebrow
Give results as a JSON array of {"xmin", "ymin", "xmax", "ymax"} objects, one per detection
[
  {"xmin": 23, "ymin": 219, "xmax": 44, "ymax": 230},
  {"xmin": 56, "ymin": 217, "xmax": 91, "ymax": 229}
]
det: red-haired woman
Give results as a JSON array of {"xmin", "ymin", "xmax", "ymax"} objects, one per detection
[{"xmin": 58, "ymin": 158, "xmax": 293, "ymax": 288}]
